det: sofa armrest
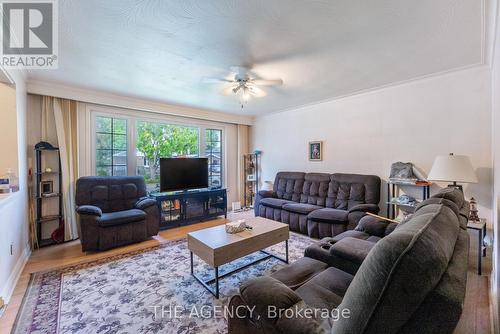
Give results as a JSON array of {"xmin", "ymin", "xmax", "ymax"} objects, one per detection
[
  {"xmin": 329, "ymin": 237, "xmax": 375, "ymax": 265},
  {"xmin": 135, "ymin": 198, "xmax": 157, "ymax": 210},
  {"xmin": 348, "ymin": 203, "xmax": 380, "ymax": 214},
  {"xmin": 239, "ymin": 276, "xmax": 302, "ymax": 323},
  {"xmin": 258, "ymin": 190, "xmax": 276, "ymax": 198},
  {"xmin": 76, "ymin": 205, "xmax": 102, "ymax": 217},
  {"xmin": 254, "ymin": 190, "xmax": 277, "ymax": 217},
  {"xmin": 354, "ymin": 215, "xmax": 398, "ymax": 237}
]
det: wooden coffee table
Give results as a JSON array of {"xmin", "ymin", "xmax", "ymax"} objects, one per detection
[{"xmin": 187, "ymin": 217, "xmax": 289, "ymax": 298}]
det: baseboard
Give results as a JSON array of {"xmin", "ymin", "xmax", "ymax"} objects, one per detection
[
  {"xmin": 490, "ymin": 274, "xmax": 499, "ymax": 334},
  {"xmin": 1, "ymin": 244, "xmax": 31, "ymax": 304}
]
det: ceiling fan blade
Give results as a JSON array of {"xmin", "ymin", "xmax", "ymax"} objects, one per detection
[
  {"xmin": 248, "ymin": 86, "xmax": 267, "ymax": 97},
  {"xmin": 201, "ymin": 77, "xmax": 234, "ymax": 84},
  {"xmin": 222, "ymin": 85, "xmax": 238, "ymax": 96},
  {"xmin": 250, "ymin": 79, "xmax": 283, "ymax": 86}
]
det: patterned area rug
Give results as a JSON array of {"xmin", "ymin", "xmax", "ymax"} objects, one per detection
[{"xmin": 13, "ymin": 231, "xmax": 315, "ymax": 334}]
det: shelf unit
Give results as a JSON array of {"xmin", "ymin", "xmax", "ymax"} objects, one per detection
[
  {"xmin": 243, "ymin": 153, "xmax": 259, "ymax": 208},
  {"xmin": 386, "ymin": 181, "xmax": 431, "ymax": 219},
  {"xmin": 35, "ymin": 146, "xmax": 63, "ymax": 248}
]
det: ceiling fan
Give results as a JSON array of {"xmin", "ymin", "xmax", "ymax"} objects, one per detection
[{"xmin": 202, "ymin": 66, "xmax": 283, "ymax": 108}]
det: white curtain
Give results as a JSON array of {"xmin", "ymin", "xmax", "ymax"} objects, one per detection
[
  {"xmin": 237, "ymin": 124, "xmax": 250, "ymax": 204},
  {"xmin": 42, "ymin": 96, "xmax": 79, "ymax": 241}
]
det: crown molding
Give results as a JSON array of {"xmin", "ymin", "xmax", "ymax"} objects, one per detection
[{"xmin": 26, "ymin": 80, "xmax": 254, "ymax": 125}]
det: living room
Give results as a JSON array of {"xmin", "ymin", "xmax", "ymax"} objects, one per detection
[{"xmin": 1, "ymin": 0, "xmax": 500, "ymax": 333}]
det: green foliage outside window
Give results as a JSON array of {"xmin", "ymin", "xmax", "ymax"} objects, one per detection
[{"xmin": 136, "ymin": 122, "xmax": 199, "ymax": 183}]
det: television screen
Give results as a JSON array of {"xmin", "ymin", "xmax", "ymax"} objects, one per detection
[{"xmin": 160, "ymin": 158, "xmax": 208, "ymax": 192}]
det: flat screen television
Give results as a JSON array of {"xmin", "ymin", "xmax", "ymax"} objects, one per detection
[{"xmin": 160, "ymin": 157, "xmax": 208, "ymax": 192}]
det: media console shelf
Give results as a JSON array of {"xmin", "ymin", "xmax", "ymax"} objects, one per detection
[{"xmin": 150, "ymin": 188, "xmax": 227, "ymax": 230}]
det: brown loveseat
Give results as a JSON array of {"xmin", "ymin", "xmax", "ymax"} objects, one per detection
[
  {"xmin": 255, "ymin": 172, "xmax": 381, "ymax": 238},
  {"xmin": 75, "ymin": 176, "xmax": 160, "ymax": 251}
]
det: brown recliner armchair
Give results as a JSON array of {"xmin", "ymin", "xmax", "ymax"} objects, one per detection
[{"xmin": 75, "ymin": 176, "xmax": 159, "ymax": 251}]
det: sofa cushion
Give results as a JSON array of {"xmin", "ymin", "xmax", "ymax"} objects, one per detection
[
  {"xmin": 295, "ymin": 267, "xmax": 354, "ymax": 310},
  {"xmin": 260, "ymin": 197, "xmax": 295, "ymax": 209},
  {"xmin": 282, "ymin": 203, "xmax": 323, "ymax": 215},
  {"xmin": 308, "ymin": 208, "xmax": 348, "ymax": 223},
  {"xmin": 274, "ymin": 172, "xmax": 305, "ymax": 202},
  {"xmin": 300, "ymin": 173, "xmax": 330, "ymax": 206},
  {"xmin": 271, "ymin": 257, "xmax": 328, "ymax": 290},
  {"xmin": 415, "ymin": 197, "xmax": 460, "ymax": 218},
  {"xmin": 325, "ymin": 174, "xmax": 381, "ymax": 210},
  {"xmin": 431, "ymin": 187, "xmax": 465, "ymax": 209},
  {"xmin": 330, "ymin": 237, "xmax": 375, "ymax": 266},
  {"xmin": 331, "ymin": 230, "xmax": 371, "ymax": 242},
  {"xmin": 331, "ymin": 202, "xmax": 460, "ymax": 333},
  {"xmin": 99, "ymin": 209, "xmax": 146, "ymax": 227},
  {"xmin": 366, "ymin": 236, "xmax": 382, "ymax": 243},
  {"xmin": 240, "ymin": 276, "xmax": 302, "ymax": 322}
]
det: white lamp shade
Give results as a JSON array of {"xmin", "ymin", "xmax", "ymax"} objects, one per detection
[{"xmin": 427, "ymin": 154, "xmax": 478, "ymax": 184}]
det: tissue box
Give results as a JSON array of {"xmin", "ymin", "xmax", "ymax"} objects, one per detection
[{"xmin": 225, "ymin": 219, "xmax": 247, "ymax": 234}]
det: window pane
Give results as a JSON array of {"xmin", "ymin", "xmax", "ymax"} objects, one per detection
[
  {"xmin": 94, "ymin": 116, "xmax": 128, "ymax": 177},
  {"xmin": 96, "ymin": 166, "xmax": 112, "ymax": 176},
  {"xmin": 96, "ymin": 133, "xmax": 111, "ymax": 149},
  {"xmin": 113, "ymin": 134, "xmax": 127, "ymax": 150},
  {"xmin": 206, "ymin": 129, "xmax": 222, "ymax": 188},
  {"xmin": 96, "ymin": 149, "xmax": 112, "ymax": 166},
  {"xmin": 96, "ymin": 116, "xmax": 111, "ymax": 133},
  {"xmin": 113, "ymin": 166, "xmax": 127, "ymax": 176},
  {"xmin": 112, "ymin": 150, "xmax": 127, "ymax": 166},
  {"xmin": 113, "ymin": 118, "xmax": 127, "ymax": 134}
]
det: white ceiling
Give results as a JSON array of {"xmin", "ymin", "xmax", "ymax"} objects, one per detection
[{"xmin": 28, "ymin": 0, "xmax": 484, "ymax": 116}]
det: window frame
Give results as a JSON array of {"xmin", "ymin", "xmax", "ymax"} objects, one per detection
[{"xmin": 88, "ymin": 104, "xmax": 226, "ymax": 188}]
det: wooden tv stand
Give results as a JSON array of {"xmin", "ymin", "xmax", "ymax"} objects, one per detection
[{"xmin": 150, "ymin": 188, "xmax": 227, "ymax": 230}]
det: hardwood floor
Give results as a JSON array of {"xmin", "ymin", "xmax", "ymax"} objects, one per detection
[{"xmin": 0, "ymin": 213, "xmax": 493, "ymax": 334}]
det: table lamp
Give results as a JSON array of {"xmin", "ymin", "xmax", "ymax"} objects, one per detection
[{"xmin": 427, "ymin": 153, "xmax": 478, "ymax": 191}]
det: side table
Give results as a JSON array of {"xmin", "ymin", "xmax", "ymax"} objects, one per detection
[{"xmin": 467, "ymin": 220, "xmax": 486, "ymax": 275}]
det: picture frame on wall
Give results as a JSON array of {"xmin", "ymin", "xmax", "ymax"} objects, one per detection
[{"xmin": 309, "ymin": 141, "xmax": 323, "ymax": 161}]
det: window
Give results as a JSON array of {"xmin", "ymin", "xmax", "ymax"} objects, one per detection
[
  {"xmin": 91, "ymin": 109, "xmax": 225, "ymax": 191},
  {"xmin": 135, "ymin": 121, "xmax": 200, "ymax": 190},
  {"xmin": 206, "ymin": 129, "xmax": 222, "ymax": 188},
  {"xmin": 94, "ymin": 116, "xmax": 128, "ymax": 176}
]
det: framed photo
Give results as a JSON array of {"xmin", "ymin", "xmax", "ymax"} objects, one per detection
[
  {"xmin": 309, "ymin": 141, "xmax": 323, "ymax": 161},
  {"xmin": 40, "ymin": 180, "xmax": 54, "ymax": 195}
]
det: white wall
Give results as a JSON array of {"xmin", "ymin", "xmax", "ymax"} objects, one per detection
[
  {"xmin": 251, "ymin": 66, "xmax": 493, "ymax": 221},
  {"xmin": 491, "ymin": 1, "xmax": 500, "ymax": 330},
  {"xmin": 0, "ymin": 83, "xmax": 18, "ymax": 173},
  {"xmin": 0, "ymin": 69, "xmax": 30, "ymax": 303}
]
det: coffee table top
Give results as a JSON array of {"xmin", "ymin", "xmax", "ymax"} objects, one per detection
[{"xmin": 187, "ymin": 216, "xmax": 289, "ymax": 267}]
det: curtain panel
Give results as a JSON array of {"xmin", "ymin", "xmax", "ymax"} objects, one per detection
[{"xmin": 41, "ymin": 96, "xmax": 79, "ymax": 241}]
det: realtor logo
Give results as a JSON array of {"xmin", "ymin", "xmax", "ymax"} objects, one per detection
[{"xmin": 1, "ymin": 0, "xmax": 58, "ymax": 68}]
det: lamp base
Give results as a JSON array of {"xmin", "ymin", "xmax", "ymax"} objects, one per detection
[{"xmin": 447, "ymin": 182, "xmax": 463, "ymax": 192}]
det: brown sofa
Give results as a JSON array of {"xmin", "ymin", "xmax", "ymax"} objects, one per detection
[
  {"xmin": 255, "ymin": 172, "xmax": 381, "ymax": 238},
  {"xmin": 229, "ymin": 188, "xmax": 469, "ymax": 334},
  {"xmin": 75, "ymin": 176, "xmax": 160, "ymax": 251}
]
